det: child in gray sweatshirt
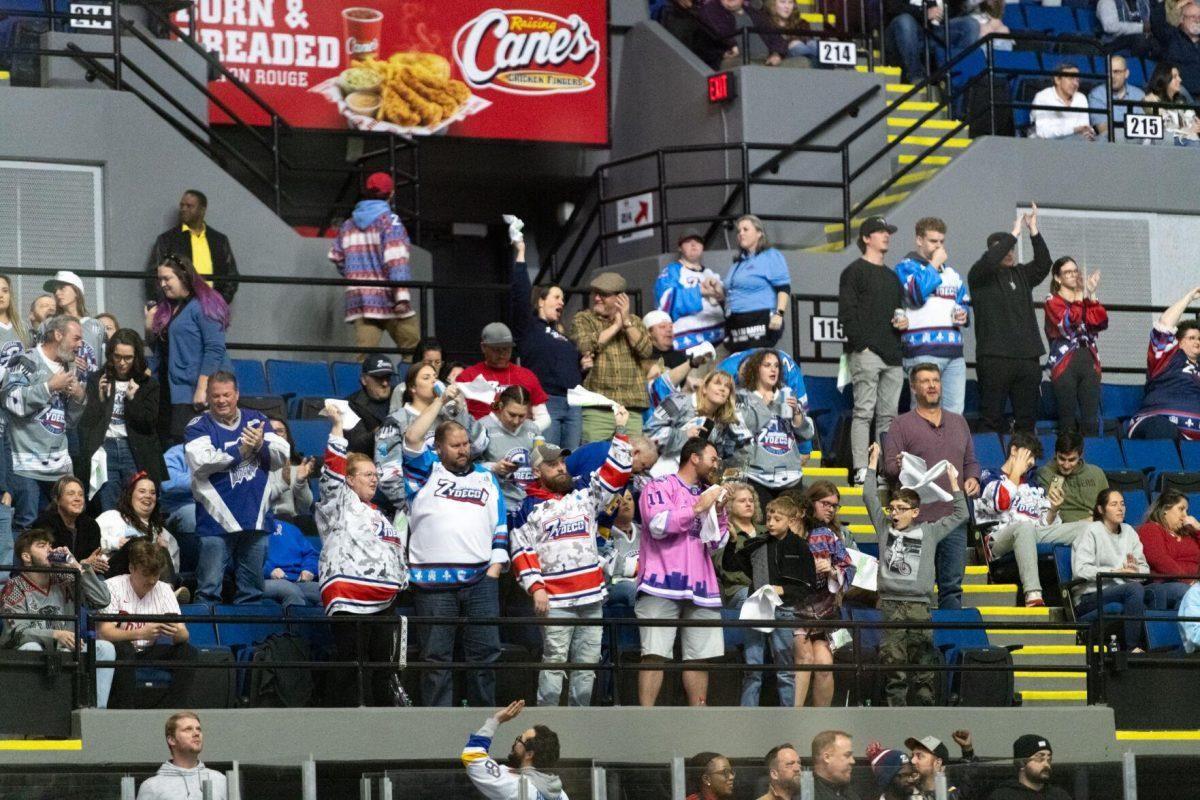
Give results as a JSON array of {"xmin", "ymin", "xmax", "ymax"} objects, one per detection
[{"xmin": 864, "ymin": 443, "xmax": 968, "ymax": 706}]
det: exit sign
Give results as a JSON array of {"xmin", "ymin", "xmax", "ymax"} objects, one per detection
[{"xmin": 707, "ymin": 71, "xmax": 737, "ymax": 103}]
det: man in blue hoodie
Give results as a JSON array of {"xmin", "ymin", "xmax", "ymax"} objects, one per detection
[{"xmin": 328, "ymin": 172, "xmax": 420, "ymax": 361}]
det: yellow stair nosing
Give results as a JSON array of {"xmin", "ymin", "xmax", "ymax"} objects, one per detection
[
  {"xmin": 898, "ymin": 101, "xmax": 939, "ymax": 111},
  {"xmin": 976, "ymin": 606, "xmax": 1052, "ymax": 617},
  {"xmin": 856, "ymin": 65, "xmax": 902, "ymax": 76},
  {"xmin": 892, "ymin": 169, "xmax": 939, "ymax": 188},
  {"xmin": 864, "ymin": 191, "xmax": 909, "ymax": 210},
  {"xmin": 840, "ymin": 505, "xmax": 868, "ymax": 516},
  {"xmin": 799, "ymin": 12, "xmax": 836, "ymax": 23},
  {"xmin": 965, "ymin": 565, "xmax": 989, "ymax": 575},
  {"xmin": 810, "ymin": 450, "xmax": 823, "ymax": 460},
  {"xmin": 898, "ymin": 154, "xmax": 951, "ymax": 165},
  {"xmin": 840, "ymin": 486, "xmax": 863, "ymax": 497},
  {"xmin": 887, "ymin": 134, "xmax": 972, "ymax": 148},
  {"xmin": 1020, "ymin": 690, "xmax": 1087, "ymax": 701},
  {"xmin": 986, "ymin": 628, "xmax": 1077, "ymax": 636},
  {"xmin": 0, "ymin": 739, "xmax": 83, "ymax": 751},
  {"xmin": 803, "ymin": 241, "xmax": 845, "ymax": 253},
  {"xmin": 804, "ymin": 467, "xmax": 847, "ymax": 477},
  {"xmin": 848, "ymin": 524, "xmax": 874, "ymax": 534},
  {"xmin": 1116, "ymin": 730, "xmax": 1200, "ymax": 741},
  {"xmin": 1013, "ymin": 645, "xmax": 1087, "ymax": 655},
  {"xmin": 887, "ymin": 117, "xmax": 963, "ymax": 130},
  {"xmin": 961, "ymin": 583, "xmax": 1017, "ymax": 593},
  {"xmin": 1015, "ymin": 671, "xmax": 1088, "ymax": 679},
  {"xmin": 886, "ymin": 84, "xmax": 916, "ymax": 93}
]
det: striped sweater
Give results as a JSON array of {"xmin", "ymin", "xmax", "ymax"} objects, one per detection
[
  {"xmin": 328, "ymin": 199, "xmax": 414, "ymax": 322},
  {"xmin": 510, "ymin": 433, "xmax": 631, "ymax": 608}
]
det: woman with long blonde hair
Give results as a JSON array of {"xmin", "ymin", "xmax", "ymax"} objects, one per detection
[{"xmin": 644, "ymin": 370, "xmax": 751, "ymax": 464}]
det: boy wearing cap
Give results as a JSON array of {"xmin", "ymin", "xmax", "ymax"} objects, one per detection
[
  {"xmin": 654, "ymin": 232, "xmax": 726, "ymax": 351},
  {"xmin": 571, "ymin": 273, "xmax": 654, "ymax": 443},
  {"xmin": 328, "ymin": 173, "xmax": 419, "ymax": 360},
  {"xmin": 967, "ymin": 203, "xmax": 1052, "ymax": 435},
  {"xmin": 509, "ymin": 405, "xmax": 631, "ymax": 706},
  {"xmin": 838, "ymin": 216, "xmax": 907, "ymax": 485},
  {"xmin": 458, "ymin": 322, "xmax": 550, "ymax": 425},
  {"xmin": 865, "ymin": 443, "xmax": 967, "ymax": 706},
  {"xmin": 988, "ymin": 735, "xmax": 1070, "ymax": 800}
]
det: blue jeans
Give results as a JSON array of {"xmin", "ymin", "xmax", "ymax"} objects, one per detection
[
  {"xmin": 606, "ymin": 580, "xmax": 638, "ymax": 608},
  {"xmin": 196, "ymin": 531, "xmax": 268, "ymax": 605},
  {"xmin": 544, "ymin": 394, "xmax": 582, "ymax": 450},
  {"xmin": 1147, "ymin": 581, "xmax": 1191, "ymax": 610},
  {"xmin": 741, "ymin": 606, "xmax": 797, "ymax": 707},
  {"xmin": 96, "ymin": 438, "xmax": 138, "ymax": 514},
  {"xmin": 1076, "ymin": 582, "xmax": 1149, "ymax": 648},
  {"xmin": 265, "ymin": 578, "xmax": 323, "ymax": 608},
  {"xmin": 11, "ymin": 474, "xmax": 57, "ymax": 531},
  {"xmin": 887, "ymin": 14, "xmax": 980, "ymax": 82},
  {"xmin": 413, "ymin": 576, "xmax": 500, "ymax": 707},
  {"xmin": 935, "ymin": 521, "xmax": 968, "ymax": 610},
  {"xmin": 903, "ymin": 356, "xmax": 966, "ymax": 415}
]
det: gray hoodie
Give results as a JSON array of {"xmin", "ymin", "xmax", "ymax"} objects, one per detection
[
  {"xmin": 865, "ymin": 469, "xmax": 968, "ymax": 604},
  {"xmin": 136, "ymin": 761, "xmax": 227, "ymax": 800}
]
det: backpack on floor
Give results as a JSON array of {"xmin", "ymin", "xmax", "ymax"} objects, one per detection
[
  {"xmin": 247, "ymin": 633, "xmax": 314, "ymax": 707},
  {"xmin": 953, "ymin": 647, "xmax": 1017, "ymax": 707}
]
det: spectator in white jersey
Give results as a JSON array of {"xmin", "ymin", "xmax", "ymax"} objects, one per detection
[
  {"xmin": 654, "ymin": 231, "xmax": 727, "ymax": 351},
  {"xmin": 462, "ymin": 700, "xmax": 566, "ymax": 800}
]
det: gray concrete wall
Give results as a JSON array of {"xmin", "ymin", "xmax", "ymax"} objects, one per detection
[
  {"xmin": 0, "ymin": 706, "xmax": 1120, "ymax": 766},
  {"xmin": 600, "ymin": 136, "xmax": 1200, "ymax": 382},
  {"xmin": 0, "ymin": 87, "xmax": 430, "ymax": 363}
]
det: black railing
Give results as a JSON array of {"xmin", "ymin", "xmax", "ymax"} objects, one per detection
[{"xmin": 0, "ymin": 1, "xmax": 421, "ymax": 238}]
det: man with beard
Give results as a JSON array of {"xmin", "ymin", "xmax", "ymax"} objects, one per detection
[
  {"xmin": 906, "ymin": 735, "xmax": 969, "ymax": 799},
  {"xmin": 988, "ymin": 736, "xmax": 1071, "ymax": 800},
  {"xmin": 462, "ymin": 699, "xmax": 567, "ymax": 800},
  {"xmin": 882, "ymin": 363, "xmax": 981, "ymax": 611},
  {"xmin": 636, "ymin": 438, "xmax": 728, "ymax": 707},
  {"xmin": 865, "ymin": 744, "xmax": 917, "ymax": 800},
  {"xmin": 510, "ymin": 406, "xmax": 632, "ymax": 707},
  {"xmin": 812, "ymin": 730, "xmax": 861, "ymax": 800},
  {"xmin": 757, "ymin": 744, "xmax": 802, "ymax": 800}
]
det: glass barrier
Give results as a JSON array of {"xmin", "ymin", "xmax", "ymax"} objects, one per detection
[
  {"xmin": 0, "ymin": 771, "xmax": 128, "ymax": 800},
  {"xmin": 362, "ymin": 767, "xmax": 602, "ymax": 800},
  {"xmin": 597, "ymin": 763, "xmax": 674, "ymax": 800}
]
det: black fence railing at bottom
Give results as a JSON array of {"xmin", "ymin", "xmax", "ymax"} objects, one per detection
[{"xmin": 7, "ymin": 589, "xmax": 1196, "ymax": 712}]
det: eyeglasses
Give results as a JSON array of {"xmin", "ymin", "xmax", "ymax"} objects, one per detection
[
  {"xmin": 351, "ymin": 471, "xmax": 379, "ymax": 480},
  {"xmin": 1027, "ymin": 753, "xmax": 1053, "ymax": 763},
  {"xmin": 514, "ymin": 736, "xmax": 529, "ymax": 748},
  {"xmin": 886, "ymin": 505, "xmax": 916, "ymax": 513},
  {"xmin": 111, "ymin": 353, "xmax": 135, "ymax": 362},
  {"xmin": 706, "ymin": 768, "xmax": 736, "ymax": 778},
  {"xmin": 816, "ymin": 499, "xmax": 840, "ymax": 509}
]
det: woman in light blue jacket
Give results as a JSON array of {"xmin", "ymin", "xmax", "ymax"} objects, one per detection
[{"xmin": 147, "ymin": 255, "xmax": 231, "ymax": 445}]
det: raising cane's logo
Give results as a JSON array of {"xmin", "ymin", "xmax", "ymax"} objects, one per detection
[{"xmin": 452, "ymin": 8, "xmax": 600, "ymax": 95}]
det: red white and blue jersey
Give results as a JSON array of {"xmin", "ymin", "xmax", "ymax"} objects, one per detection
[
  {"xmin": 654, "ymin": 260, "xmax": 726, "ymax": 349},
  {"xmin": 1129, "ymin": 324, "xmax": 1200, "ymax": 440},
  {"xmin": 184, "ymin": 410, "xmax": 289, "ymax": 537},
  {"xmin": 1044, "ymin": 295, "xmax": 1107, "ymax": 380},
  {"xmin": 976, "ymin": 468, "xmax": 1054, "ymax": 528},
  {"xmin": 402, "ymin": 444, "xmax": 508, "ymax": 589},
  {"xmin": 510, "ymin": 434, "xmax": 631, "ymax": 608},
  {"xmin": 895, "ymin": 255, "xmax": 970, "ymax": 360}
]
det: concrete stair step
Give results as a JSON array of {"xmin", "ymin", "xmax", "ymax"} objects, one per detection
[
  {"xmin": 987, "ymin": 628, "xmax": 1079, "ymax": 648},
  {"xmin": 962, "ymin": 565, "xmax": 989, "ymax": 586},
  {"xmin": 1018, "ymin": 689, "xmax": 1087, "ymax": 705},
  {"xmin": 960, "ymin": 584, "xmax": 1017, "ymax": 609},
  {"xmin": 898, "ymin": 154, "xmax": 952, "ymax": 165},
  {"xmin": 887, "ymin": 116, "xmax": 963, "ymax": 131},
  {"xmin": 856, "ymin": 64, "xmax": 902, "ymax": 77},
  {"xmin": 887, "ymin": 133, "xmax": 972, "ymax": 148},
  {"xmin": 1013, "ymin": 670, "xmax": 1088, "ymax": 694}
]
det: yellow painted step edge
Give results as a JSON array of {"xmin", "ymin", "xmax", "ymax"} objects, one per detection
[
  {"xmin": 898, "ymin": 101, "xmax": 939, "ymax": 111},
  {"xmin": 1013, "ymin": 645, "xmax": 1087, "ymax": 655},
  {"xmin": 840, "ymin": 486, "xmax": 863, "ymax": 497},
  {"xmin": 840, "ymin": 505, "xmax": 868, "ymax": 516},
  {"xmin": 987, "ymin": 629, "xmax": 1077, "ymax": 636},
  {"xmin": 965, "ymin": 565, "xmax": 989, "ymax": 575},
  {"xmin": 810, "ymin": 450, "xmax": 823, "ymax": 460},
  {"xmin": 976, "ymin": 606, "xmax": 1051, "ymax": 617},
  {"xmin": 887, "ymin": 134, "xmax": 972, "ymax": 148},
  {"xmin": 899, "ymin": 154, "xmax": 951, "ymax": 165},
  {"xmin": 961, "ymin": 584, "xmax": 1017, "ymax": 593},
  {"xmin": 799, "ymin": 12, "xmax": 836, "ymax": 23},
  {"xmin": 848, "ymin": 524, "xmax": 873, "ymax": 534},
  {"xmin": 803, "ymin": 241, "xmax": 844, "ymax": 253},
  {"xmin": 856, "ymin": 65, "xmax": 902, "ymax": 76},
  {"xmin": 1014, "ymin": 671, "xmax": 1088, "ymax": 679},
  {"xmin": 0, "ymin": 739, "xmax": 83, "ymax": 750},
  {"xmin": 1020, "ymin": 690, "xmax": 1087, "ymax": 701},
  {"xmin": 887, "ymin": 117, "xmax": 962, "ymax": 130},
  {"xmin": 1116, "ymin": 731, "xmax": 1200, "ymax": 741},
  {"xmin": 892, "ymin": 169, "xmax": 939, "ymax": 188},
  {"xmin": 887, "ymin": 83, "xmax": 916, "ymax": 93},
  {"xmin": 805, "ymin": 467, "xmax": 847, "ymax": 477}
]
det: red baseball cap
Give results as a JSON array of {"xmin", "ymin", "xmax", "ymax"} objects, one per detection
[{"xmin": 364, "ymin": 172, "xmax": 394, "ymax": 199}]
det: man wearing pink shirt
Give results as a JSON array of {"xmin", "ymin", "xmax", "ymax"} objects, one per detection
[{"xmin": 636, "ymin": 437, "xmax": 729, "ymax": 707}]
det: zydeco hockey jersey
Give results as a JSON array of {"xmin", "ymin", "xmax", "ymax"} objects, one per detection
[
  {"xmin": 975, "ymin": 468, "xmax": 1054, "ymax": 528},
  {"xmin": 402, "ymin": 444, "xmax": 508, "ymax": 588},
  {"xmin": 510, "ymin": 434, "xmax": 631, "ymax": 608},
  {"xmin": 895, "ymin": 254, "xmax": 970, "ymax": 360},
  {"xmin": 1, "ymin": 345, "xmax": 85, "ymax": 480},
  {"xmin": 315, "ymin": 435, "xmax": 408, "ymax": 615},
  {"xmin": 1128, "ymin": 324, "xmax": 1200, "ymax": 439},
  {"xmin": 375, "ymin": 401, "xmax": 489, "ymax": 505},
  {"xmin": 637, "ymin": 474, "xmax": 729, "ymax": 607},
  {"xmin": 462, "ymin": 716, "xmax": 568, "ymax": 800},
  {"xmin": 185, "ymin": 409, "xmax": 289, "ymax": 537},
  {"xmin": 654, "ymin": 260, "xmax": 726, "ymax": 349}
]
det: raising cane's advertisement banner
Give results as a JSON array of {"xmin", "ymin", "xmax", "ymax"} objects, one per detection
[{"xmin": 176, "ymin": 0, "xmax": 609, "ymax": 144}]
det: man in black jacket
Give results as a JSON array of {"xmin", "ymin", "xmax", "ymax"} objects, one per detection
[
  {"xmin": 147, "ymin": 190, "xmax": 239, "ymax": 305},
  {"xmin": 838, "ymin": 216, "xmax": 908, "ymax": 484},
  {"xmin": 345, "ymin": 354, "xmax": 395, "ymax": 458},
  {"xmin": 986, "ymin": 735, "xmax": 1072, "ymax": 800},
  {"xmin": 967, "ymin": 203, "xmax": 1051, "ymax": 435}
]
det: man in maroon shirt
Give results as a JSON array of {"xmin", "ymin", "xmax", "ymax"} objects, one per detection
[
  {"xmin": 457, "ymin": 322, "xmax": 551, "ymax": 427},
  {"xmin": 882, "ymin": 363, "xmax": 981, "ymax": 610}
]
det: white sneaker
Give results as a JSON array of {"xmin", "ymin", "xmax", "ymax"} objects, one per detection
[
  {"xmin": 854, "ymin": 468, "xmax": 867, "ymax": 485},
  {"xmin": 502, "ymin": 214, "xmax": 524, "ymax": 244}
]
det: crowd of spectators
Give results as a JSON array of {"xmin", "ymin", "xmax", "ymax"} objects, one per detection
[{"xmin": 1, "ymin": 181, "xmax": 1198, "ymax": 717}]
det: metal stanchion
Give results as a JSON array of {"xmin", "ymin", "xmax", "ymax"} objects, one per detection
[
  {"xmin": 120, "ymin": 776, "xmax": 136, "ymax": 800},
  {"xmin": 671, "ymin": 755, "xmax": 686, "ymax": 800},
  {"xmin": 935, "ymin": 769, "xmax": 948, "ymax": 800},
  {"xmin": 800, "ymin": 769, "xmax": 815, "ymax": 800},
  {"xmin": 591, "ymin": 766, "xmax": 608, "ymax": 800},
  {"xmin": 227, "ymin": 761, "xmax": 241, "ymax": 800},
  {"xmin": 360, "ymin": 775, "xmax": 372, "ymax": 800},
  {"xmin": 302, "ymin": 756, "xmax": 318, "ymax": 800},
  {"xmin": 379, "ymin": 776, "xmax": 393, "ymax": 800},
  {"xmin": 1122, "ymin": 751, "xmax": 1138, "ymax": 800}
]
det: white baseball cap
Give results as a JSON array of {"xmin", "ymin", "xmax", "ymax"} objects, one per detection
[
  {"xmin": 43, "ymin": 270, "xmax": 85, "ymax": 296},
  {"xmin": 643, "ymin": 310, "xmax": 672, "ymax": 329}
]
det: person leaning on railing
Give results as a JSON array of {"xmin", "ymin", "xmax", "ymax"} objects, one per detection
[
  {"xmin": 1142, "ymin": 61, "xmax": 1200, "ymax": 147},
  {"xmin": 316, "ymin": 401, "xmax": 408, "ymax": 707}
]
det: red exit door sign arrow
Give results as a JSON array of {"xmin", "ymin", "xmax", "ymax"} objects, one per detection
[{"xmin": 707, "ymin": 71, "xmax": 737, "ymax": 103}]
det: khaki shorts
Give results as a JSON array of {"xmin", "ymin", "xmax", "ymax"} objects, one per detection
[{"xmin": 635, "ymin": 593, "xmax": 724, "ymax": 661}]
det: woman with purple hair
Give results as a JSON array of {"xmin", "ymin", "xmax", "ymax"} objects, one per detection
[{"xmin": 147, "ymin": 254, "xmax": 231, "ymax": 446}]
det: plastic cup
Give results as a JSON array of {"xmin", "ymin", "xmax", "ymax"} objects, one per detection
[{"xmin": 342, "ymin": 7, "xmax": 384, "ymax": 63}]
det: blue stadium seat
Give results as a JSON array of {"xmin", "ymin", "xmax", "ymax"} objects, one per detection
[
  {"xmin": 1180, "ymin": 441, "xmax": 1200, "ymax": 471},
  {"xmin": 972, "ymin": 433, "xmax": 1005, "ymax": 470},
  {"xmin": 180, "ymin": 603, "xmax": 219, "ymax": 648},
  {"xmin": 1122, "ymin": 490, "xmax": 1149, "ymax": 526},
  {"xmin": 231, "ymin": 359, "xmax": 269, "ymax": 395},
  {"xmin": 1144, "ymin": 609, "xmax": 1183, "ymax": 652},
  {"xmin": 1023, "ymin": 5, "xmax": 1080, "ymax": 35},
  {"xmin": 849, "ymin": 605, "xmax": 884, "ymax": 654},
  {"xmin": 332, "ymin": 361, "xmax": 361, "ymax": 398},
  {"xmin": 721, "ymin": 607, "xmax": 744, "ymax": 650},
  {"xmin": 265, "ymin": 359, "xmax": 335, "ymax": 399},
  {"xmin": 1122, "ymin": 439, "xmax": 1182, "ymax": 478},
  {"xmin": 993, "ymin": 50, "xmax": 1042, "ymax": 80},
  {"xmin": 949, "ymin": 48, "xmax": 987, "ymax": 92},
  {"xmin": 1002, "ymin": 3, "xmax": 1025, "ymax": 29},
  {"xmin": 964, "ymin": 379, "xmax": 980, "ymax": 414},
  {"xmin": 1084, "ymin": 436, "xmax": 1125, "ymax": 471},
  {"xmin": 1100, "ymin": 383, "xmax": 1144, "ymax": 421},
  {"xmin": 1038, "ymin": 434, "xmax": 1057, "ymax": 460},
  {"xmin": 289, "ymin": 419, "xmax": 333, "ymax": 459},
  {"xmin": 213, "ymin": 602, "xmax": 286, "ymax": 652},
  {"xmin": 931, "ymin": 608, "xmax": 988, "ymax": 698},
  {"xmin": 1073, "ymin": 7, "xmax": 1098, "ymax": 34}
]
